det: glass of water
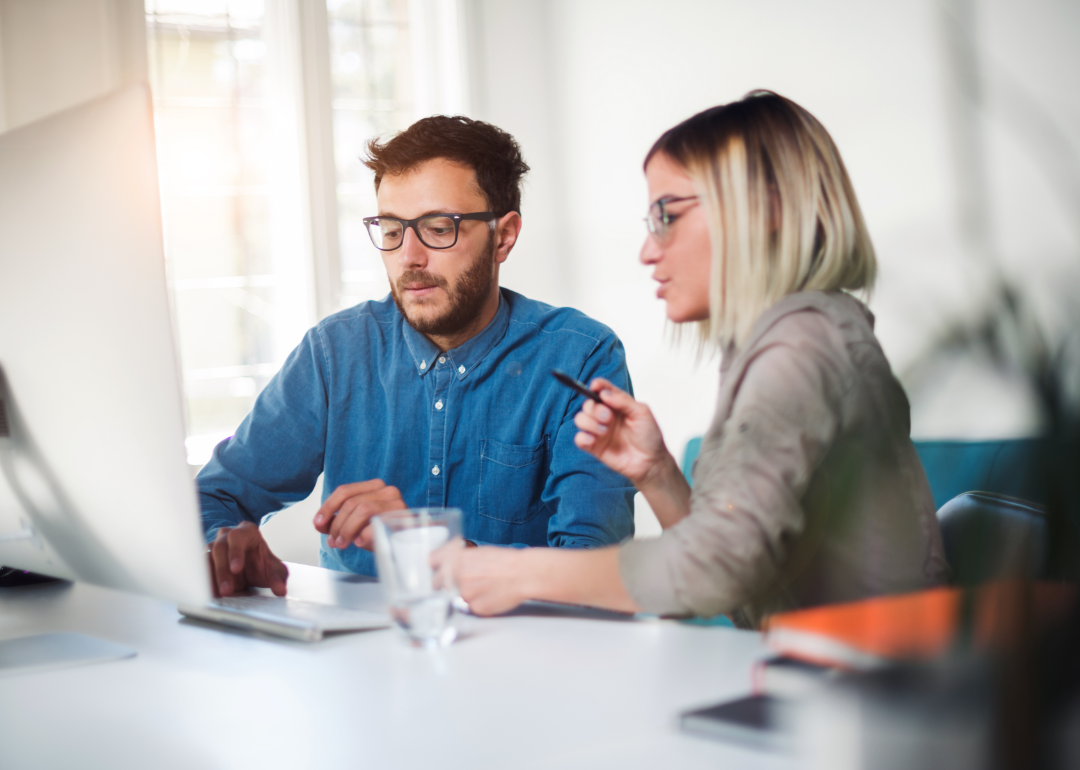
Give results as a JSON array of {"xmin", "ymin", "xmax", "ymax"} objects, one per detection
[{"xmin": 372, "ymin": 508, "xmax": 463, "ymax": 648}]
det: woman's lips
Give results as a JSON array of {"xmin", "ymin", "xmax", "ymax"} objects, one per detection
[{"xmin": 654, "ymin": 277, "xmax": 669, "ymax": 299}]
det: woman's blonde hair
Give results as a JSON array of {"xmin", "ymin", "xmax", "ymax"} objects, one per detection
[{"xmin": 646, "ymin": 91, "xmax": 876, "ymax": 349}]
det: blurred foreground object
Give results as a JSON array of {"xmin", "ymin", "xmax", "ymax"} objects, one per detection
[
  {"xmin": 762, "ymin": 582, "xmax": 1076, "ymax": 670},
  {"xmin": 766, "ymin": 583, "xmax": 1080, "ymax": 768}
]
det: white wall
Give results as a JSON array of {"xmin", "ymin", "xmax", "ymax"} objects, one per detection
[
  {"xmin": 471, "ymin": 0, "xmax": 1080, "ymax": 451},
  {"xmin": 0, "ymin": 0, "xmax": 146, "ymax": 132}
]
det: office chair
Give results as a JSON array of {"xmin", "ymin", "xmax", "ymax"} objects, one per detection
[
  {"xmin": 937, "ymin": 492, "xmax": 1049, "ymax": 586},
  {"xmin": 913, "ymin": 438, "xmax": 1048, "ymax": 509}
]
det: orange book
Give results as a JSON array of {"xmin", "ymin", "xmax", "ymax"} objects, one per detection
[{"xmin": 761, "ymin": 582, "xmax": 1077, "ymax": 669}]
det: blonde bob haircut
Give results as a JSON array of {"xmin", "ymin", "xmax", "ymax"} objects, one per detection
[{"xmin": 645, "ymin": 91, "xmax": 876, "ymax": 349}]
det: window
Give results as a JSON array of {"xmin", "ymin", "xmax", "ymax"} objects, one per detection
[
  {"xmin": 327, "ymin": 0, "xmax": 411, "ymax": 308},
  {"xmin": 146, "ymin": 0, "xmax": 458, "ymax": 465}
]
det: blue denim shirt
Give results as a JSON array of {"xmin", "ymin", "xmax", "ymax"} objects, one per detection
[{"xmin": 197, "ymin": 288, "xmax": 636, "ymax": 575}]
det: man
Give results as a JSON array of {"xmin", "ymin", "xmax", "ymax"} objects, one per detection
[{"xmin": 200, "ymin": 116, "xmax": 635, "ymax": 596}]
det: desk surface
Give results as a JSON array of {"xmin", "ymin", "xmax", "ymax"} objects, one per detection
[{"xmin": 0, "ymin": 563, "xmax": 791, "ymax": 770}]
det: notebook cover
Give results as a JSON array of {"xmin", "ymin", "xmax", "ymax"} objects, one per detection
[{"xmin": 761, "ymin": 581, "xmax": 1077, "ymax": 669}]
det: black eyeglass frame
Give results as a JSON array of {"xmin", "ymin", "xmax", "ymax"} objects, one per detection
[
  {"xmin": 644, "ymin": 195, "xmax": 699, "ymax": 239},
  {"xmin": 362, "ymin": 211, "xmax": 498, "ymax": 251}
]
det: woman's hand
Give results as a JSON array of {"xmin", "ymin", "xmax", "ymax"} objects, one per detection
[
  {"xmin": 574, "ymin": 378, "xmax": 692, "ymax": 528},
  {"xmin": 445, "ymin": 546, "xmax": 532, "ymax": 616},
  {"xmin": 440, "ymin": 545, "xmax": 641, "ymax": 616},
  {"xmin": 573, "ymin": 378, "xmax": 669, "ymax": 487}
]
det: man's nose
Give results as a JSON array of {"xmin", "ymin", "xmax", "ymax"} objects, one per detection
[{"xmin": 398, "ymin": 227, "xmax": 429, "ymax": 269}]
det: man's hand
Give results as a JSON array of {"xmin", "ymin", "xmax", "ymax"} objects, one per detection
[
  {"xmin": 313, "ymin": 479, "xmax": 408, "ymax": 551},
  {"xmin": 208, "ymin": 522, "xmax": 288, "ymax": 597}
]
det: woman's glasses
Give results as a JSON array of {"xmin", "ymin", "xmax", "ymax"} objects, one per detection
[{"xmin": 644, "ymin": 196, "xmax": 698, "ymax": 241}]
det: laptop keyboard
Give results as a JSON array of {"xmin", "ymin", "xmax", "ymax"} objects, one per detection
[{"xmin": 211, "ymin": 594, "xmax": 389, "ymax": 630}]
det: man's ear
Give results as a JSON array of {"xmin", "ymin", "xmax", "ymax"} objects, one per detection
[{"xmin": 493, "ymin": 211, "xmax": 522, "ymax": 264}]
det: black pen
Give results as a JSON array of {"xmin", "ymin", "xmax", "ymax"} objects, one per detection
[{"xmin": 551, "ymin": 370, "xmax": 603, "ymax": 403}]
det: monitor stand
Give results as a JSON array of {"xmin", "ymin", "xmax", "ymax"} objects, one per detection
[
  {"xmin": 0, "ymin": 567, "xmax": 63, "ymax": 587},
  {"xmin": 0, "ymin": 567, "xmax": 134, "ymax": 676},
  {"xmin": 0, "ymin": 632, "xmax": 136, "ymax": 676}
]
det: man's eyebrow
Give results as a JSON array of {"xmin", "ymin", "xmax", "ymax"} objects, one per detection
[{"xmin": 375, "ymin": 209, "xmax": 465, "ymax": 218}]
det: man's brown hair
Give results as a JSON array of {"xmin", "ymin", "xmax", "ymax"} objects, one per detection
[{"xmin": 362, "ymin": 115, "xmax": 530, "ymax": 217}]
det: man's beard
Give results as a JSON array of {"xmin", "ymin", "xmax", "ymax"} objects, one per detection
[{"xmin": 390, "ymin": 232, "xmax": 497, "ymax": 339}]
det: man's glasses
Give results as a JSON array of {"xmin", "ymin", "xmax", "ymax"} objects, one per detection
[
  {"xmin": 644, "ymin": 196, "xmax": 699, "ymax": 241},
  {"xmin": 362, "ymin": 212, "xmax": 497, "ymax": 251}
]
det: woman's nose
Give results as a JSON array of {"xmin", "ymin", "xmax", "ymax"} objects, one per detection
[{"xmin": 639, "ymin": 234, "xmax": 662, "ymax": 265}]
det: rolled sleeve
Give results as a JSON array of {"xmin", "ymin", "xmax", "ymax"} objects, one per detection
[
  {"xmin": 196, "ymin": 328, "xmax": 329, "ymax": 542},
  {"xmin": 543, "ymin": 334, "xmax": 636, "ymax": 548},
  {"xmin": 619, "ymin": 323, "xmax": 847, "ymax": 617}
]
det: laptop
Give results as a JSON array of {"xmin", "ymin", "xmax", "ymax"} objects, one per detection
[{"xmin": 179, "ymin": 594, "xmax": 390, "ymax": 642}]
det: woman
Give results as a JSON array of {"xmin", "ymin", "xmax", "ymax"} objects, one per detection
[{"xmin": 450, "ymin": 91, "xmax": 949, "ymax": 627}]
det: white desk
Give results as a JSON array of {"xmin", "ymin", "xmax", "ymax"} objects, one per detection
[{"xmin": 0, "ymin": 563, "xmax": 792, "ymax": 770}]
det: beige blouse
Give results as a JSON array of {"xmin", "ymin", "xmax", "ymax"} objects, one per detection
[{"xmin": 619, "ymin": 291, "xmax": 949, "ymax": 628}]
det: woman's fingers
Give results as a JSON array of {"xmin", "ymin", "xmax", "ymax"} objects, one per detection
[
  {"xmin": 581, "ymin": 398, "xmax": 613, "ymax": 423},
  {"xmin": 587, "ymin": 377, "xmax": 618, "ymax": 394},
  {"xmin": 574, "ymin": 410, "xmax": 608, "ymax": 435},
  {"xmin": 592, "ymin": 381, "xmax": 638, "ymax": 414},
  {"xmin": 574, "ymin": 430, "xmax": 596, "ymax": 450},
  {"xmin": 450, "ymin": 547, "xmax": 529, "ymax": 616}
]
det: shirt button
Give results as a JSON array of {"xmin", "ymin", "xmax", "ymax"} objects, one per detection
[
  {"xmin": 435, "ymin": 400, "xmax": 444, "ymax": 410},
  {"xmin": 458, "ymin": 365, "xmax": 465, "ymax": 374},
  {"xmin": 438, "ymin": 356, "xmax": 446, "ymax": 364},
  {"xmin": 420, "ymin": 360, "xmax": 427, "ymax": 370},
  {"xmin": 431, "ymin": 465, "xmax": 440, "ymax": 476}
]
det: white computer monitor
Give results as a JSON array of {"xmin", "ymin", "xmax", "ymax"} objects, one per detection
[{"xmin": 0, "ymin": 84, "xmax": 210, "ymax": 608}]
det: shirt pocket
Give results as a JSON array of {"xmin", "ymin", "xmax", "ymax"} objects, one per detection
[{"xmin": 478, "ymin": 436, "xmax": 548, "ymax": 525}]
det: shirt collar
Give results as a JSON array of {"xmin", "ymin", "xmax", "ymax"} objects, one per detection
[{"xmin": 400, "ymin": 290, "xmax": 511, "ymax": 380}]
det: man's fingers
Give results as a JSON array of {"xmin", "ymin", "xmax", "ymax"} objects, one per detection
[
  {"xmin": 226, "ymin": 523, "xmax": 258, "ymax": 577},
  {"xmin": 326, "ymin": 496, "xmax": 359, "ymax": 542},
  {"xmin": 211, "ymin": 529, "xmax": 236, "ymax": 595},
  {"xmin": 265, "ymin": 558, "xmax": 289, "ymax": 597},
  {"xmin": 337, "ymin": 497, "xmax": 404, "ymax": 546},
  {"xmin": 356, "ymin": 526, "xmax": 376, "ymax": 551},
  {"xmin": 207, "ymin": 552, "xmax": 221, "ymax": 598},
  {"xmin": 326, "ymin": 486, "xmax": 406, "ymax": 548},
  {"xmin": 314, "ymin": 479, "xmax": 388, "ymax": 531},
  {"xmin": 327, "ymin": 489, "xmax": 393, "ymax": 541},
  {"xmin": 233, "ymin": 536, "xmax": 287, "ymax": 595}
]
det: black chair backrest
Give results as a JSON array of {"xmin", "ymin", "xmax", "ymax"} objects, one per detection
[{"xmin": 937, "ymin": 492, "xmax": 1049, "ymax": 586}]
